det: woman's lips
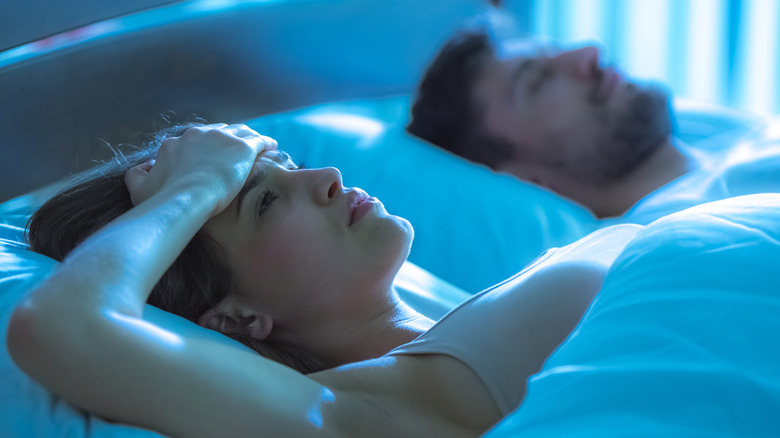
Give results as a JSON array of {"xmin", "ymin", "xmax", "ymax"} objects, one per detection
[{"xmin": 350, "ymin": 197, "xmax": 378, "ymax": 226}]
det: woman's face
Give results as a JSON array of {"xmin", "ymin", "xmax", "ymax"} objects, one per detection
[{"xmin": 204, "ymin": 150, "xmax": 413, "ymax": 328}]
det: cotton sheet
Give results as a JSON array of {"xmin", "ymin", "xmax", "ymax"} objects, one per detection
[{"xmin": 486, "ymin": 194, "xmax": 780, "ymax": 437}]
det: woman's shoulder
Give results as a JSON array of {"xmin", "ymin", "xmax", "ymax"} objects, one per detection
[{"xmin": 315, "ymin": 354, "xmax": 502, "ymax": 438}]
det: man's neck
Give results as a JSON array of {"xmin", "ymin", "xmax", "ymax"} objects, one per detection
[{"xmin": 589, "ymin": 139, "xmax": 694, "ymax": 218}]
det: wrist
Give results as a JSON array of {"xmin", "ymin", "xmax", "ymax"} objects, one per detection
[
  {"xmin": 145, "ymin": 177, "xmax": 224, "ymax": 219},
  {"xmin": 162, "ymin": 173, "xmax": 235, "ymax": 218}
]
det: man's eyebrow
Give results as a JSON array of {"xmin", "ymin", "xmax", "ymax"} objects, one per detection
[
  {"xmin": 511, "ymin": 59, "xmax": 534, "ymax": 89},
  {"xmin": 235, "ymin": 169, "xmax": 267, "ymax": 219}
]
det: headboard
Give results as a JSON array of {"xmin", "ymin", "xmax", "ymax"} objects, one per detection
[{"xmin": 0, "ymin": 0, "xmax": 502, "ymax": 203}]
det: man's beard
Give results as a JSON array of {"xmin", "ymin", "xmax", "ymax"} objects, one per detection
[
  {"xmin": 516, "ymin": 77, "xmax": 673, "ymax": 186},
  {"xmin": 585, "ymin": 81, "xmax": 674, "ymax": 182}
]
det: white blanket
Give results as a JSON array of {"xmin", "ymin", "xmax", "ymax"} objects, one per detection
[{"xmin": 487, "ymin": 194, "xmax": 780, "ymax": 437}]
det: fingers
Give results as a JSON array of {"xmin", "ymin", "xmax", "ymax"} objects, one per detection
[
  {"xmin": 180, "ymin": 124, "xmax": 277, "ymax": 153},
  {"xmin": 124, "ymin": 124, "xmax": 279, "ymax": 211},
  {"xmin": 146, "ymin": 123, "xmax": 278, "ymax": 176},
  {"xmin": 193, "ymin": 123, "xmax": 252, "ymax": 138},
  {"xmin": 259, "ymin": 134, "xmax": 278, "ymax": 153},
  {"xmin": 219, "ymin": 124, "xmax": 279, "ymax": 155},
  {"xmin": 222, "ymin": 124, "xmax": 255, "ymax": 137},
  {"xmin": 125, "ymin": 160, "xmax": 156, "ymax": 206},
  {"xmin": 220, "ymin": 124, "xmax": 278, "ymax": 153}
]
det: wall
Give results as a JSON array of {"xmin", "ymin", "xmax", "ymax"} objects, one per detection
[{"xmin": 0, "ymin": 0, "xmax": 181, "ymax": 51}]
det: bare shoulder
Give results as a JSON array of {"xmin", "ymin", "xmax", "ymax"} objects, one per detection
[{"xmin": 314, "ymin": 355, "xmax": 503, "ymax": 438}]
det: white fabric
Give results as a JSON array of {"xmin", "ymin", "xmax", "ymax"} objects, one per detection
[
  {"xmin": 617, "ymin": 121, "xmax": 780, "ymax": 224},
  {"xmin": 387, "ymin": 224, "xmax": 641, "ymax": 415},
  {"xmin": 486, "ymin": 194, "xmax": 780, "ymax": 437}
]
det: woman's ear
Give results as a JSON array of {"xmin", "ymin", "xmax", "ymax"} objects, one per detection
[{"xmin": 197, "ymin": 308, "xmax": 273, "ymax": 341}]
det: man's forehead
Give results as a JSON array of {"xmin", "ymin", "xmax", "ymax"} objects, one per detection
[{"xmin": 494, "ymin": 39, "xmax": 558, "ymax": 61}]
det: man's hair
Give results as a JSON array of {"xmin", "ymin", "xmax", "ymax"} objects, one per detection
[
  {"xmin": 407, "ymin": 28, "xmax": 515, "ymax": 169},
  {"xmin": 26, "ymin": 123, "xmax": 325, "ymax": 373}
]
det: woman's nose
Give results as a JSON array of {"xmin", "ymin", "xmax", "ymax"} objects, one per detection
[
  {"xmin": 548, "ymin": 45, "xmax": 601, "ymax": 79},
  {"xmin": 308, "ymin": 167, "xmax": 343, "ymax": 204}
]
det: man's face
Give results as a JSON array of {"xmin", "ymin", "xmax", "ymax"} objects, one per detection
[{"xmin": 471, "ymin": 43, "xmax": 672, "ymax": 189}]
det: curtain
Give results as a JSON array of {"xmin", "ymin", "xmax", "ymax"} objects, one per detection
[{"xmin": 507, "ymin": 0, "xmax": 780, "ymax": 116}]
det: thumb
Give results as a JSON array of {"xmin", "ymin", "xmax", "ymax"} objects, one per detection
[{"xmin": 124, "ymin": 160, "xmax": 155, "ymax": 206}]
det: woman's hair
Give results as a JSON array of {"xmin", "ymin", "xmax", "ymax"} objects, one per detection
[{"xmin": 27, "ymin": 123, "xmax": 325, "ymax": 374}]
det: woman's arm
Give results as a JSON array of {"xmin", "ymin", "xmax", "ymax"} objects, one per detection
[{"xmin": 6, "ymin": 126, "xmax": 345, "ymax": 437}]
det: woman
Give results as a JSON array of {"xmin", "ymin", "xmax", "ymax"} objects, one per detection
[{"xmin": 7, "ymin": 123, "xmax": 640, "ymax": 437}]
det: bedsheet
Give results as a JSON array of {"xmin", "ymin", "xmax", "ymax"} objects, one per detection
[
  {"xmin": 486, "ymin": 194, "xmax": 780, "ymax": 437},
  {"xmin": 616, "ymin": 118, "xmax": 780, "ymax": 224}
]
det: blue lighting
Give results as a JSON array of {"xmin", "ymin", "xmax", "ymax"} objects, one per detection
[
  {"xmin": 523, "ymin": 0, "xmax": 780, "ymax": 116},
  {"xmin": 306, "ymin": 387, "xmax": 336, "ymax": 429},
  {"xmin": 737, "ymin": 0, "xmax": 779, "ymax": 116}
]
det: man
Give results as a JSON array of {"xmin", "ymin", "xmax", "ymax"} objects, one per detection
[{"xmin": 407, "ymin": 29, "xmax": 704, "ymax": 218}]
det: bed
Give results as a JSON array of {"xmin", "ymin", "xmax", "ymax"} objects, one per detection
[{"xmin": 2, "ymin": 1, "xmax": 779, "ymax": 436}]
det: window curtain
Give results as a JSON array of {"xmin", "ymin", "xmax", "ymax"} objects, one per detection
[{"xmin": 507, "ymin": 0, "xmax": 779, "ymax": 116}]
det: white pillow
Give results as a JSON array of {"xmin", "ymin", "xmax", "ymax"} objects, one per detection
[
  {"xmin": 485, "ymin": 194, "xmax": 780, "ymax": 437},
  {"xmin": 247, "ymin": 96, "xmax": 599, "ymax": 292}
]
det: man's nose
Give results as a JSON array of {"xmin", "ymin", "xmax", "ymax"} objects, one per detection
[{"xmin": 547, "ymin": 46, "xmax": 601, "ymax": 79}]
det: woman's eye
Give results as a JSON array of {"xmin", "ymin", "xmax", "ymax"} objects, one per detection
[
  {"xmin": 256, "ymin": 189, "xmax": 279, "ymax": 217},
  {"xmin": 296, "ymin": 161, "xmax": 307, "ymax": 170}
]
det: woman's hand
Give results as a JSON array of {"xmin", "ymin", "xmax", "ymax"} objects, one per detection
[{"xmin": 125, "ymin": 124, "xmax": 277, "ymax": 216}]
